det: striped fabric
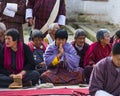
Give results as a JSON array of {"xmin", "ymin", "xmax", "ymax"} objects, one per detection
[{"xmin": 27, "ymin": 0, "xmax": 66, "ymax": 29}]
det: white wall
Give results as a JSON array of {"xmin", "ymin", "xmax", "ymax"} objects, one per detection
[
  {"xmin": 83, "ymin": 0, "xmax": 120, "ymax": 24},
  {"xmin": 66, "ymin": 0, "xmax": 120, "ymax": 25},
  {"xmin": 107, "ymin": 0, "xmax": 120, "ymax": 24},
  {"xmin": 66, "ymin": 0, "xmax": 84, "ymax": 18}
]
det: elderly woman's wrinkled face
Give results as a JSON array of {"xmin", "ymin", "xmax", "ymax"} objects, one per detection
[
  {"xmin": 5, "ymin": 36, "xmax": 17, "ymax": 47},
  {"xmin": 33, "ymin": 37, "xmax": 43, "ymax": 48},
  {"xmin": 101, "ymin": 33, "xmax": 110, "ymax": 45},
  {"xmin": 75, "ymin": 35, "xmax": 86, "ymax": 47},
  {"xmin": 52, "ymin": 25, "xmax": 60, "ymax": 35}
]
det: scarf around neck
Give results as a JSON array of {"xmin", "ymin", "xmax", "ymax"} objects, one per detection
[{"xmin": 4, "ymin": 41, "xmax": 24, "ymax": 74}]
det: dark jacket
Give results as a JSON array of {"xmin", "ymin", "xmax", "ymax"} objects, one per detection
[
  {"xmin": 72, "ymin": 41, "xmax": 89, "ymax": 68},
  {"xmin": 0, "ymin": 44, "xmax": 36, "ymax": 76}
]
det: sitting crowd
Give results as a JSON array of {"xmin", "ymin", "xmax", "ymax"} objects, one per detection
[{"xmin": 0, "ymin": 22, "xmax": 120, "ymax": 96}]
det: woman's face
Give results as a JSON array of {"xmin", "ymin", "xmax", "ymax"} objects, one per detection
[
  {"xmin": 5, "ymin": 36, "xmax": 17, "ymax": 47},
  {"xmin": 75, "ymin": 35, "xmax": 86, "ymax": 47},
  {"xmin": 101, "ymin": 33, "xmax": 110, "ymax": 45},
  {"xmin": 33, "ymin": 37, "xmax": 43, "ymax": 48}
]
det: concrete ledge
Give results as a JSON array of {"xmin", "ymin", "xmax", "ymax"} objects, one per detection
[
  {"xmin": 65, "ymin": 25, "xmax": 93, "ymax": 44},
  {"xmin": 79, "ymin": 25, "xmax": 96, "ymax": 42}
]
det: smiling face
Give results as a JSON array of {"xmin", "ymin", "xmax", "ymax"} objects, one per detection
[
  {"xmin": 33, "ymin": 37, "xmax": 43, "ymax": 48},
  {"xmin": 100, "ymin": 33, "xmax": 110, "ymax": 45},
  {"xmin": 75, "ymin": 35, "xmax": 86, "ymax": 47}
]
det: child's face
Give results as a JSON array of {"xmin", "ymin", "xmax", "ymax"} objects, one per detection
[{"xmin": 33, "ymin": 37, "xmax": 43, "ymax": 47}]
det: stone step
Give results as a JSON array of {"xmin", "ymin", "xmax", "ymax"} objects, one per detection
[
  {"xmin": 65, "ymin": 25, "xmax": 93, "ymax": 45},
  {"xmin": 79, "ymin": 25, "xmax": 96, "ymax": 42}
]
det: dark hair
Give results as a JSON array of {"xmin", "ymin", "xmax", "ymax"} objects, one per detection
[
  {"xmin": 74, "ymin": 29, "xmax": 86, "ymax": 38},
  {"xmin": 5, "ymin": 28, "xmax": 20, "ymax": 41},
  {"xmin": 31, "ymin": 29, "xmax": 43, "ymax": 40},
  {"xmin": 55, "ymin": 29, "xmax": 68, "ymax": 40},
  {"xmin": 112, "ymin": 42, "xmax": 120, "ymax": 55},
  {"xmin": 115, "ymin": 30, "xmax": 120, "ymax": 38}
]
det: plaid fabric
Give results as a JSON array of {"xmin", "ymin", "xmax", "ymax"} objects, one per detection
[
  {"xmin": 1, "ymin": 0, "xmax": 26, "ymax": 24},
  {"xmin": 41, "ymin": 67, "xmax": 84, "ymax": 84},
  {"xmin": 27, "ymin": 0, "xmax": 66, "ymax": 29},
  {"xmin": 0, "ymin": 0, "xmax": 26, "ymax": 41}
]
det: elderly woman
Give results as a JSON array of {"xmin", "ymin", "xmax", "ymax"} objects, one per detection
[
  {"xmin": 28, "ymin": 29, "xmax": 47, "ymax": 75},
  {"xmin": 0, "ymin": 29, "xmax": 40, "ymax": 88},
  {"xmin": 71, "ymin": 29, "xmax": 89, "ymax": 68},
  {"xmin": 0, "ymin": 22, "xmax": 6, "ymax": 49},
  {"xmin": 84, "ymin": 29, "xmax": 111, "ymax": 84},
  {"xmin": 41, "ymin": 29, "xmax": 83, "ymax": 84},
  {"xmin": 44, "ymin": 23, "xmax": 60, "ymax": 44}
]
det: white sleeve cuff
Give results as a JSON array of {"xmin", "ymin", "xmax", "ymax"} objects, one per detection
[
  {"xmin": 58, "ymin": 15, "xmax": 66, "ymax": 25},
  {"xmin": 26, "ymin": 8, "xmax": 33, "ymax": 20},
  {"xmin": 6, "ymin": 3, "xmax": 18, "ymax": 12}
]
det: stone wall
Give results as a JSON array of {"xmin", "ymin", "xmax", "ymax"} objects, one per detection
[
  {"xmin": 66, "ymin": 0, "xmax": 84, "ymax": 18},
  {"xmin": 66, "ymin": 0, "xmax": 120, "ymax": 25}
]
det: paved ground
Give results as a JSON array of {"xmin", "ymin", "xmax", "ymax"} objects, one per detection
[{"xmin": 67, "ymin": 18, "xmax": 120, "ymax": 40}]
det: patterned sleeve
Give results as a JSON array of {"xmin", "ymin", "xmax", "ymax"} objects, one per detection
[
  {"xmin": 89, "ymin": 61, "xmax": 105, "ymax": 95},
  {"xmin": 17, "ymin": 0, "xmax": 26, "ymax": 16},
  {"xmin": 27, "ymin": 0, "xmax": 35, "ymax": 9},
  {"xmin": 59, "ymin": 0, "xmax": 66, "ymax": 15}
]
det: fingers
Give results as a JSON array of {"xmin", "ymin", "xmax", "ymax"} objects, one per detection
[{"xmin": 28, "ymin": 18, "xmax": 34, "ymax": 26}]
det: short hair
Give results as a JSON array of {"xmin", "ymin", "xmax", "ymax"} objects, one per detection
[
  {"xmin": 96, "ymin": 29, "xmax": 110, "ymax": 42},
  {"xmin": 55, "ymin": 29, "xmax": 68, "ymax": 40},
  {"xmin": 115, "ymin": 30, "xmax": 120, "ymax": 38},
  {"xmin": 48, "ymin": 23, "xmax": 59, "ymax": 30},
  {"xmin": 31, "ymin": 29, "xmax": 43, "ymax": 40},
  {"xmin": 74, "ymin": 29, "xmax": 86, "ymax": 38},
  {"xmin": 5, "ymin": 28, "xmax": 20, "ymax": 41},
  {"xmin": 0, "ymin": 22, "xmax": 6, "ymax": 32},
  {"xmin": 112, "ymin": 42, "xmax": 120, "ymax": 55}
]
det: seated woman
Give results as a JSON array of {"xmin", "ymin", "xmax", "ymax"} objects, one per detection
[
  {"xmin": 71, "ymin": 29, "xmax": 89, "ymax": 68},
  {"xmin": 44, "ymin": 23, "xmax": 60, "ymax": 44},
  {"xmin": 0, "ymin": 29, "xmax": 40, "ymax": 88},
  {"xmin": 84, "ymin": 29, "xmax": 111, "ymax": 84},
  {"xmin": 41, "ymin": 29, "xmax": 83, "ymax": 84},
  {"xmin": 28, "ymin": 29, "xmax": 47, "ymax": 75}
]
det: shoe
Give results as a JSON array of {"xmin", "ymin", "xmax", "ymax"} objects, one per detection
[{"xmin": 9, "ymin": 75, "xmax": 23, "ymax": 89}]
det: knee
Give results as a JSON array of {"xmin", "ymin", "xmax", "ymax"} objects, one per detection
[{"xmin": 31, "ymin": 70, "xmax": 40, "ymax": 79}]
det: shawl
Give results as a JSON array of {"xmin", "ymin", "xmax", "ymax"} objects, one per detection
[
  {"xmin": 84, "ymin": 42, "xmax": 111, "ymax": 66},
  {"xmin": 28, "ymin": 41, "xmax": 47, "ymax": 52},
  {"xmin": 44, "ymin": 42, "xmax": 80, "ymax": 71},
  {"xmin": 4, "ymin": 41, "xmax": 24, "ymax": 74}
]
